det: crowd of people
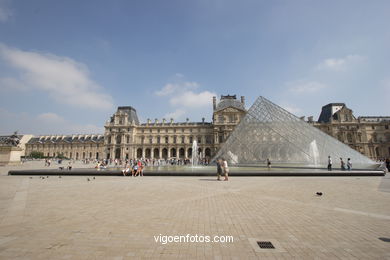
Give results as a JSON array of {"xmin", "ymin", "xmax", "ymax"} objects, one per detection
[{"xmin": 38, "ymin": 154, "xmax": 390, "ymax": 178}]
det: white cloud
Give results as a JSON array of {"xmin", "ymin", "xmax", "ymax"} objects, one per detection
[
  {"xmin": 37, "ymin": 112, "xmax": 66, "ymax": 124},
  {"xmin": 317, "ymin": 54, "xmax": 365, "ymax": 71},
  {"xmin": 154, "ymin": 77, "xmax": 216, "ymax": 121},
  {"xmin": 0, "ymin": 43, "xmax": 114, "ymax": 110},
  {"xmin": 287, "ymin": 80, "xmax": 328, "ymax": 94},
  {"xmin": 164, "ymin": 109, "xmax": 186, "ymax": 120},
  {"xmin": 0, "ymin": 0, "xmax": 12, "ymax": 22},
  {"xmin": 0, "ymin": 77, "xmax": 28, "ymax": 90},
  {"xmin": 37, "ymin": 112, "xmax": 103, "ymax": 133},
  {"xmin": 169, "ymin": 90, "xmax": 215, "ymax": 108},
  {"xmin": 155, "ymin": 81, "xmax": 199, "ymax": 96},
  {"xmin": 0, "ymin": 109, "xmax": 103, "ymax": 135}
]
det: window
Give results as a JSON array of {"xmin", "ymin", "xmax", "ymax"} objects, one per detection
[
  {"xmin": 229, "ymin": 115, "xmax": 234, "ymax": 123},
  {"xmin": 385, "ymin": 125, "xmax": 389, "ymax": 130},
  {"xmin": 189, "ymin": 136, "xmax": 193, "ymax": 143},
  {"xmin": 149, "ymin": 137, "xmax": 153, "ymax": 144},
  {"xmin": 157, "ymin": 136, "xmax": 160, "ymax": 144},
  {"xmin": 347, "ymin": 133, "xmax": 353, "ymax": 143},
  {"xmin": 219, "ymin": 135, "xmax": 224, "ymax": 143},
  {"xmin": 173, "ymin": 136, "xmax": 177, "ymax": 144},
  {"xmin": 126, "ymin": 136, "xmax": 130, "ymax": 143},
  {"xmin": 218, "ymin": 115, "xmax": 224, "ymax": 123},
  {"xmin": 181, "ymin": 136, "xmax": 185, "ymax": 143},
  {"xmin": 372, "ymin": 125, "xmax": 375, "ymax": 130},
  {"xmin": 198, "ymin": 136, "xmax": 201, "ymax": 144}
]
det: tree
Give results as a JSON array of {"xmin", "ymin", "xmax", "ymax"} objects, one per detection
[{"xmin": 29, "ymin": 151, "xmax": 44, "ymax": 159}]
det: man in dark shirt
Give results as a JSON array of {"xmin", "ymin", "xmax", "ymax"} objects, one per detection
[{"xmin": 216, "ymin": 158, "xmax": 223, "ymax": 181}]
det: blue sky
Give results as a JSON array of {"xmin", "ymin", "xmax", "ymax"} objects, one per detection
[{"xmin": 0, "ymin": 0, "xmax": 389, "ymax": 135}]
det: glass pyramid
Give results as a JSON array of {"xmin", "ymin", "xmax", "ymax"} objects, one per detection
[{"xmin": 214, "ymin": 96, "xmax": 376, "ymax": 168}]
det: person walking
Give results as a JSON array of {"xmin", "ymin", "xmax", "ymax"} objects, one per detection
[
  {"xmin": 340, "ymin": 158, "xmax": 346, "ymax": 170},
  {"xmin": 384, "ymin": 158, "xmax": 390, "ymax": 172},
  {"xmin": 347, "ymin": 158, "xmax": 352, "ymax": 171},
  {"xmin": 222, "ymin": 158, "xmax": 229, "ymax": 181},
  {"xmin": 327, "ymin": 156, "xmax": 332, "ymax": 171},
  {"xmin": 216, "ymin": 158, "xmax": 223, "ymax": 181}
]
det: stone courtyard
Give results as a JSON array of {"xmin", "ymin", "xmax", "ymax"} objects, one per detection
[{"xmin": 0, "ymin": 162, "xmax": 389, "ymax": 259}]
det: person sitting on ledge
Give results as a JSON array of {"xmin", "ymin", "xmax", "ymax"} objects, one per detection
[
  {"xmin": 122, "ymin": 164, "xmax": 131, "ymax": 176},
  {"xmin": 67, "ymin": 161, "xmax": 72, "ymax": 170},
  {"xmin": 132, "ymin": 164, "xmax": 139, "ymax": 177}
]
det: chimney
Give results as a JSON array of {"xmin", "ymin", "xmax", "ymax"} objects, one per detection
[
  {"xmin": 147, "ymin": 118, "xmax": 151, "ymax": 125},
  {"xmin": 154, "ymin": 118, "xmax": 158, "ymax": 124},
  {"xmin": 170, "ymin": 118, "xmax": 174, "ymax": 124},
  {"xmin": 213, "ymin": 96, "xmax": 217, "ymax": 110},
  {"xmin": 241, "ymin": 96, "xmax": 245, "ymax": 106},
  {"xmin": 202, "ymin": 117, "xmax": 205, "ymax": 123},
  {"xmin": 186, "ymin": 118, "xmax": 189, "ymax": 123}
]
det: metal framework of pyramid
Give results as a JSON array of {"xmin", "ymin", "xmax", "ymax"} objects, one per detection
[{"xmin": 214, "ymin": 96, "xmax": 376, "ymax": 168}]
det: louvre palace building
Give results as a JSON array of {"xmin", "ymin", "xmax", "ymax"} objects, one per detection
[{"xmin": 23, "ymin": 95, "xmax": 390, "ymax": 161}]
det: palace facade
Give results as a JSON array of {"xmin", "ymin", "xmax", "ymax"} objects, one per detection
[{"xmin": 24, "ymin": 95, "xmax": 390, "ymax": 161}]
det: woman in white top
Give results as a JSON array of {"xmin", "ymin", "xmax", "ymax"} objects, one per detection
[{"xmin": 222, "ymin": 158, "xmax": 229, "ymax": 181}]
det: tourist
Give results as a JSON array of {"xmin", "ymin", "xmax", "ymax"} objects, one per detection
[
  {"xmin": 67, "ymin": 161, "xmax": 72, "ymax": 170},
  {"xmin": 216, "ymin": 158, "xmax": 223, "ymax": 181},
  {"xmin": 327, "ymin": 156, "xmax": 332, "ymax": 171},
  {"xmin": 122, "ymin": 164, "xmax": 131, "ymax": 176},
  {"xmin": 138, "ymin": 160, "xmax": 144, "ymax": 176},
  {"xmin": 222, "ymin": 158, "xmax": 229, "ymax": 181},
  {"xmin": 347, "ymin": 158, "xmax": 352, "ymax": 171},
  {"xmin": 386, "ymin": 158, "xmax": 390, "ymax": 172},
  {"xmin": 132, "ymin": 163, "xmax": 139, "ymax": 177},
  {"xmin": 267, "ymin": 158, "xmax": 271, "ymax": 169},
  {"xmin": 340, "ymin": 158, "xmax": 346, "ymax": 170}
]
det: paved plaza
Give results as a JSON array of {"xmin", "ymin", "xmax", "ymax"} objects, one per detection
[{"xmin": 0, "ymin": 162, "xmax": 390, "ymax": 259}]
